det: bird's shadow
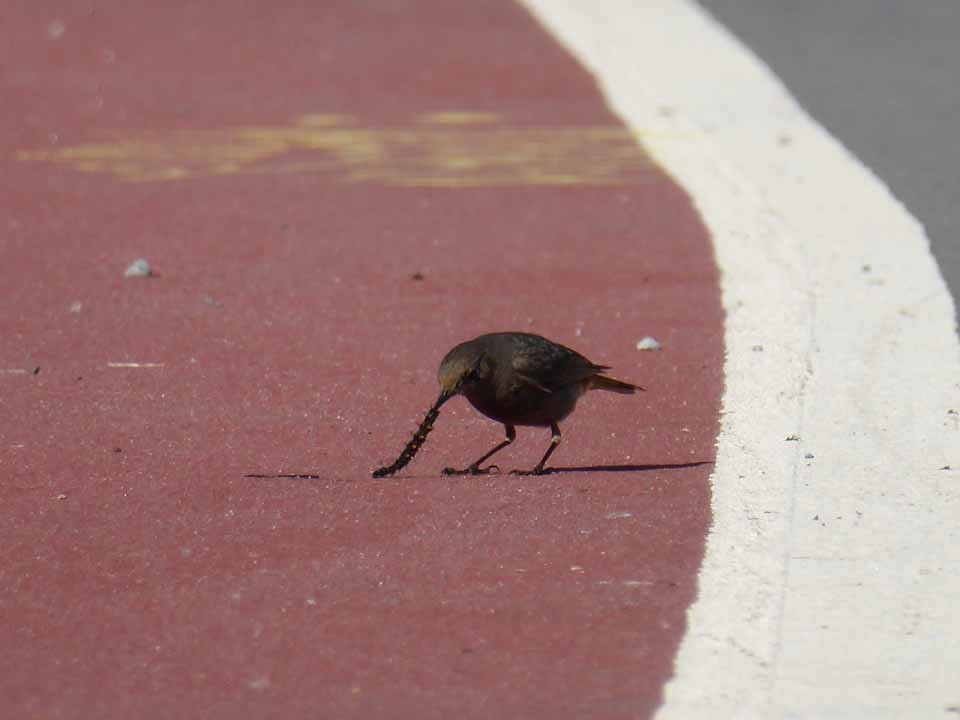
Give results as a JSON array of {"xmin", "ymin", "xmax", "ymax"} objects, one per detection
[
  {"xmin": 534, "ymin": 460, "xmax": 713, "ymax": 474},
  {"xmin": 243, "ymin": 473, "xmax": 325, "ymax": 480},
  {"xmin": 243, "ymin": 460, "xmax": 712, "ymax": 481}
]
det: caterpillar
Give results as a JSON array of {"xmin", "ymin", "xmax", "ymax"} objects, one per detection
[{"xmin": 372, "ymin": 398, "xmax": 444, "ymax": 478}]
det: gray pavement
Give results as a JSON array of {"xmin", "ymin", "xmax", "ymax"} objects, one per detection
[{"xmin": 697, "ymin": 0, "xmax": 960, "ymax": 320}]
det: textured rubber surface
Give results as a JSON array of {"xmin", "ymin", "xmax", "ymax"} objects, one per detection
[{"xmin": 1, "ymin": 2, "xmax": 722, "ymax": 717}]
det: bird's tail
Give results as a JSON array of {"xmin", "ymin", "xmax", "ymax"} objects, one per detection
[{"xmin": 589, "ymin": 375, "xmax": 644, "ymax": 394}]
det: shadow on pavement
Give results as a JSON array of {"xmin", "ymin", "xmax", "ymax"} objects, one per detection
[
  {"xmin": 542, "ymin": 460, "xmax": 713, "ymax": 474},
  {"xmin": 243, "ymin": 460, "xmax": 712, "ymax": 481}
]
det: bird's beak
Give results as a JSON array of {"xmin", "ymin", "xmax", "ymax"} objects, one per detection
[{"xmin": 436, "ymin": 388, "xmax": 455, "ymax": 407}]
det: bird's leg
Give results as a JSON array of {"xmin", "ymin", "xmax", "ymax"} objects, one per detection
[
  {"xmin": 514, "ymin": 423, "xmax": 562, "ymax": 476},
  {"xmin": 443, "ymin": 425, "xmax": 516, "ymax": 475}
]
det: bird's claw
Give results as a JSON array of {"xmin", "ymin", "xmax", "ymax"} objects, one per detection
[
  {"xmin": 442, "ymin": 464, "xmax": 500, "ymax": 476},
  {"xmin": 510, "ymin": 466, "xmax": 552, "ymax": 476}
]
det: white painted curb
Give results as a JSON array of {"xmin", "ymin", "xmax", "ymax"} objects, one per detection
[{"xmin": 521, "ymin": 1, "xmax": 960, "ymax": 717}]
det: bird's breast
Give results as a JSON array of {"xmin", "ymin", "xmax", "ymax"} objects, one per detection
[{"xmin": 463, "ymin": 379, "xmax": 584, "ymax": 427}]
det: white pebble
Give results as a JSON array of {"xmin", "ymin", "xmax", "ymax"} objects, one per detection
[
  {"xmin": 48, "ymin": 20, "xmax": 66, "ymax": 39},
  {"xmin": 124, "ymin": 258, "xmax": 153, "ymax": 278},
  {"xmin": 635, "ymin": 336, "xmax": 661, "ymax": 351}
]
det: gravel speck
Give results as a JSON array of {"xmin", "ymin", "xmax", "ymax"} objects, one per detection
[{"xmin": 124, "ymin": 258, "xmax": 153, "ymax": 278}]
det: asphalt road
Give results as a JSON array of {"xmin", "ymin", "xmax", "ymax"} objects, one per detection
[
  {"xmin": 697, "ymin": 0, "xmax": 960, "ymax": 319},
  {"xmin": 524, "ymin": 2, "xmax": 960, "ymax": 714},
  {"xmin": 4, "ymin": 2, "xmax": 957, "ymax": 717}
]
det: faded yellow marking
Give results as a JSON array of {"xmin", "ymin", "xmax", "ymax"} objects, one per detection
[
  {"xmin": 415, "ymin": 111, "xmax": 501, "ymax": 125},
  {"xmin": 296, "ymin": 113, "xmax": 355, "ymax": 127},
  {"xmin": 15, "ymin": 114, "xmax": 650, "ymax": 186}
]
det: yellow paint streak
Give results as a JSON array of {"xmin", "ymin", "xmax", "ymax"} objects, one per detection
[
  {"xmin": 296, "ymin": 113, "xmax": 355, "ymax": 127},
  {"xmin": 415, "ymin": 111, "xmax": 501, "ymax": 125},
  {"xmin": 16, "ymin": 114, "xmax": 649, "ymax": 186}
]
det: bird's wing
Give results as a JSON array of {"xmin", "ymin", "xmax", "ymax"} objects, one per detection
[
  {"xmin": 514, "ymin": 372, "xmax": 553, "ymax": 394},
  {"xmin": 510, "ymin": 340, "xmax": 607, "ymax": 391}
]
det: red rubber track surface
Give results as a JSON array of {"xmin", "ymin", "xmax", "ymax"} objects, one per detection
[{"xmin": 1, "ymin": 2, "xmax": 723, "ymax": 718}]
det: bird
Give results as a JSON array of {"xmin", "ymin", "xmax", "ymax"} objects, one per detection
[
  {"xmin": 434, "ymin": 331, "xmax": 642, "ymax": 475},
  {"xmin": 372, "ymin": 332, "xmax": 642, "ymax": 478}
]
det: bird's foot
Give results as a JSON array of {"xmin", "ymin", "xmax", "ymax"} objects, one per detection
[
  {"xmin": 443, "ymin": 463, "xmax": 500, "ymax": 476},
  {"xmin": 510, "ymin": 466, "xmax": 553, "ymax": 476}
]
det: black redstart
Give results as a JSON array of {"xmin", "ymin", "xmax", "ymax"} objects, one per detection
[{"xmin": 372, "ymin": 332, "xmax": 642, "ymax": 477}]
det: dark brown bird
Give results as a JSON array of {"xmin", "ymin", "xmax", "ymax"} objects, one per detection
[{"xmin": 372, "ymin": 332, "xmax": 642, "ymax": 478}]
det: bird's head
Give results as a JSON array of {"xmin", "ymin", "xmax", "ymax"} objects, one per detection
[{"xmin": 437, "ymin": 341, "xmax": 491, "ymax": 404}]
